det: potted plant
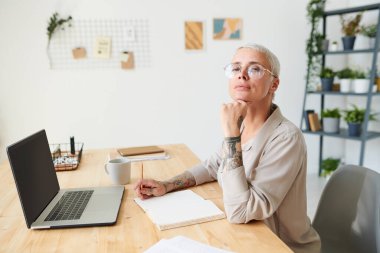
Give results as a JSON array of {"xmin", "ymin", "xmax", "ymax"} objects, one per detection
[
  {"xmin": 322, "ymin": 108, "xmax": 341, "ymax": 133},
  {"xmin": 330, "ymin": 41, "xmax": 339, "ymax": 51},
  {"xmin": 360, "ymin": 24, "xmax": 377, "ymax": 48},
  {"xmin": 321, "ymin": 157, "xmax": 341, "ymax": 178},
  {"xmin": 343, "ymin": 104, "xmax": 377, "ymax": 136},
  {"xmin": 340, "ymin": 13, "xmax": 362, "ymax": 50},
  {"xmin": 316, "ymin": 34, "xmax": 329, "ymax": 52},
  {"xmin": 352, "ymin": 69, "xmax": 370, "ymax": 93},
  {"xmin": 337, "ymin": 67, "xmax": 354, "ymax": 92},
  {"xmin": 320, "ymin": 67, "xmax": 335, "ymax": 91}
]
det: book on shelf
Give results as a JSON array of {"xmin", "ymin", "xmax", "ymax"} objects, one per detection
[
  {"xmin": 308, "ymin": 113, "xmax": 322, "ymax": 132},
  {"xmin": 304, "ymin": 110, "xmax": 315, "ymax": 131},
  {"xmin": 134, "ymin": 190, "xmax": 225, "ymax": 231}
]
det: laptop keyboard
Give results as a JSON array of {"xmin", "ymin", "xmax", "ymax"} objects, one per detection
[{"xmin": 45, "ymin": 190, "xmax": 94, "ymax": 221}]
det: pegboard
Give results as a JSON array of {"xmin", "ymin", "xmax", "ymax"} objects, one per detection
[{"xmin": 48, "ymin": 19, "xmax": 150, "ymax": 69}]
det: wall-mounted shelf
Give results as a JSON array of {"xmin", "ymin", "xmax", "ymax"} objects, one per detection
[
  {"xmin": 302, "ymin": 129, "xmax": 380, "ymax": 141},
  {"xmin": 307, "ymin": 91, "xmax": 380, "ymax": 96},
  {"xmin": 318, "ymin": 48, "xmax": 379, "ymax": 55}
]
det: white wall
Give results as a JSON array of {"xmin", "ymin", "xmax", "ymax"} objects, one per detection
[{"xmin": 0, "ymin": 0, "xmax": 378, "ymax": 174}]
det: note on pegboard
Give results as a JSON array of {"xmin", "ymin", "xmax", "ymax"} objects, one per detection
[{"xmin": 48, "ymin": 19, "xmax": 150, "ymax": 69}]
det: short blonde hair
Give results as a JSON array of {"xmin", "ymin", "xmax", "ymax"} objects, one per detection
[{"xmin": 238, "ymin": 43, "xmax": 280, "ymax": 78}]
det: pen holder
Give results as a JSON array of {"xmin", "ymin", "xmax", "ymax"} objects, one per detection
[
  {"xmin": 120, "ymin": 51, "xmax": 134, "ymax": 69},
  {"xmin": 49, "ymin": 142, "xmax": 84, "ymax": 171}
]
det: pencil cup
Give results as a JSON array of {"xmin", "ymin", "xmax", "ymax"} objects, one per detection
[{"xmin": 104, "ymin": 158, "xmax": 131, "ymax": 185}]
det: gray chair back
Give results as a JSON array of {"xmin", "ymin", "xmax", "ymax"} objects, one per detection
[{"xmin": 312, "ymin": 164, "xmax": 380, "ymax": 253}]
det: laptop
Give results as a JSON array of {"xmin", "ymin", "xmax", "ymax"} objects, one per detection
[{"xmin": 6, "ymin": 129, "xmax": 124, "ymax": 229}]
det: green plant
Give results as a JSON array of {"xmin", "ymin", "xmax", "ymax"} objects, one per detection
[
  {"xmin": 337, "ymin": 68, "xmax": 354, "ymax": 79},
  {"xmin": 321, "ymin": 157, "xmax": 341, "ymax": 177},
  {"xmin": 360, "ymin": 24, "xmax": 377, "ymax": 38},
  {"xmin": 47, "ymin": 12, "xmax": 72, "ymax": 44},
  {"xmin": 320, "ymin": 67, "xmax": 335, "ymax": 78},
  {"xmin": 352, "ymin": 69, "xmax": 367, "ymax": 79},
  {"xmin": 343, "ymin": 104, "xmax": 376, "ymax": 123},
  {"xmin": 306, "ymin": 0, "xmax": 326, "ymax": 90},
  {"xmin": 315, "ymin": 33, "xmax": 326, "ymax": 53},
  {"xmin": 340, "ymin": 13, "xmax": 362, "ymax": 36},
  {"xmin": 322, "ymin": 108, "xmax": 341, "ymax": 118},
  {"xmin": 46, "ymin": 12, "xmax": 72, "ymax": 68}
]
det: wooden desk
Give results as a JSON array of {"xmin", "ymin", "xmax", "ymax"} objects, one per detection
[{"xmin": 0, "ymin": 144, "xmax": 292, "ymax": 252}]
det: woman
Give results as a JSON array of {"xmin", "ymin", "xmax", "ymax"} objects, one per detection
[{"xmin": 135, "ymin": 43, "xmax": 321, "ymax": 253}]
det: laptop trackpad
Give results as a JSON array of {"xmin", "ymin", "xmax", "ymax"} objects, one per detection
[{"xmin": 81, "ymin": 187, "xmax": 124, "ymax": 222}]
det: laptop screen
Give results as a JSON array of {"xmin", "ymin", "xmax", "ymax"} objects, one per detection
[{"xmin": 7, "ymin": 130, "xmax": 60, "ymax": 228}]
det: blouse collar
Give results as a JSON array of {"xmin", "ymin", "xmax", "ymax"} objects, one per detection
[{"xmin": 242, "ymin": 104, "xmax": 284, "ymax": 152}]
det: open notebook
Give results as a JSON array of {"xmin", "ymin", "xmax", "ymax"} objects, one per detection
[{"xmin": 134, "ymin": 190, "xmax": 225, "ymax": 230}]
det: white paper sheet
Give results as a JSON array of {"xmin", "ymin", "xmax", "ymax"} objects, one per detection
[
  {"xmin": 134, "ymin": 190, "xmax": 225, "ymax": 230},
  {"xmin": 144, "ymin": 236, "xmax": 234, "ymax": 253}
]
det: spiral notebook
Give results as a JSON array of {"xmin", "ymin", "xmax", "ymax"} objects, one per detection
[{"xmin": 134, "ymin": 190, "xmax": 225, "ymax": 230}]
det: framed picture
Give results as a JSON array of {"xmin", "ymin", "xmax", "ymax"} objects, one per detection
[
  {"xmin": 184, "ymin": 21, "xmax": 204, "ymax": 50},
  {"xmin": 213, "ymin": 18, "xmax": 242, "ymax": 40},
  {"xmin": 94, "ymin": 36, "xmax": 111, "ymax": 59}
]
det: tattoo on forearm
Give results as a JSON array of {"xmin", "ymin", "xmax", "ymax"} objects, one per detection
[
  {"xmin": 237, "ymin": 116, "xmax": 244, "ymax": 129},
  {"xmin": 163, "ymin": 171, "xmax": 196, "ymax": 193},
  {"xmin": 222, "ymin": 136, "xmax": 243, "ymax": 171}
]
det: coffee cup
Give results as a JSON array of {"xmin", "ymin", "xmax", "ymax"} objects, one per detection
[{"xmin": 104, "ymin": 158, "xmax": 131, "ymax": 185}]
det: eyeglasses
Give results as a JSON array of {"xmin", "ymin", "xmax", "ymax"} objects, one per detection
[{"xmin": 224, "ymin": 63, "xmax": 277, "ymax": 79}]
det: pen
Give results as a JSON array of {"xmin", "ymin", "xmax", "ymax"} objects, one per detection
[
  {"xmin": 140, "ymin": 162, "xmax": 144, "ymax": 190},
  {"xmin": 70, "ymin": 136, "xmax": 75, "ymax": 155}
]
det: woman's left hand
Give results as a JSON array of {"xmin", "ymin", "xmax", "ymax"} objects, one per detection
[{"xmin": 220, "ymin": 100, "xmax": 248, "ymax": 137}]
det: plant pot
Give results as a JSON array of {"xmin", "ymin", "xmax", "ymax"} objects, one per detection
[
  {"xmin": 321, "ymin": 77, "xmax": 334, "ymax": 91},
  {"xmin": 352, "ymin": 79, "xmax": 370, "ymax": 93},
  {"xmin": 369, "ymin": 37, "xmax": 376, "ymax": 49},
  {"xmin": 347, "ymin": 122, "xmax": 362, "ymax": 136},
  {"xmin": 72, "ymin": 47, "xmax": 86, "ymax": 59},
  {"xmin": 340, "ymin": 79, "xmax": 352, "ymax": 92},
  {"xmin": 342, "ymin": 36, "xmax": 356, "ymax": 50},
  {"xmin": 320, "ymin": 39, "xmax": 329, "ymax": 52},
  {"xmin": 323, "ymin": 118, "xmax": 340, "ymax": 133},
  {"xmin": 330, "ymin": 42, "xmax": 338, "ymax": 51}
]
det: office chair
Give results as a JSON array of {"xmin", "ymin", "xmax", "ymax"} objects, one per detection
[{"xmin": 312, "ymin": 164, "xmax": 380, "ymax": 253}]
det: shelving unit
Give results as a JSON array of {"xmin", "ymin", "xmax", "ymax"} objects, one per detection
[{"xmin": 301, "ymin": 3, "xmax": 380, "ymax": 175}]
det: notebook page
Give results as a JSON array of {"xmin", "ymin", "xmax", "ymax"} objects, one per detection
[
  {"xmin": 144, "ymin": 236, "xmax": 234, "ymax": 253},
  {"xmin": 134, "ymin": 190, "xmax": 225, "ymax": 230}
]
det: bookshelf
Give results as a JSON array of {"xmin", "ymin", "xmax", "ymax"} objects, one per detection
[{"xmin": 301, "ymin": 3, "xmax": 380, "ymax": 175}]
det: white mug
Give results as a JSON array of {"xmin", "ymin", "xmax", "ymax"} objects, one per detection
[{"xmin": 104, "ymin": 158, "xmax": 131, "ymax": 185}]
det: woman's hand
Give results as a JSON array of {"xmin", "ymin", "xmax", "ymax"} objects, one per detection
[
  {"xmin": 134, "ymin": 179, "xmax": 167, "ymax": 200},
  {"xmin": 221, "ymin": 100, "xmax": 248, "ymax": 137}
]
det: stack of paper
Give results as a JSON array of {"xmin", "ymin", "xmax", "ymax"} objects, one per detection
[
  {"xmin": 144, "ymin": 236, "xmax": 233, "ymax": 253},
  {"xmin": 125, "ymin": 152, "xmax": 170, "ymax": 162},
  {"xmin": 134, "ymin": 190, "xmax": 225, "ymax": 230}
]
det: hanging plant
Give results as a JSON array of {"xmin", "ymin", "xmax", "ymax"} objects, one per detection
[
  {"xmin": 46, "ymin": 12, "xmax": 72, "ymax": 68},
  {"xmin": 306, "ymin": 0, "xmax": 326, "ymax": 90}
]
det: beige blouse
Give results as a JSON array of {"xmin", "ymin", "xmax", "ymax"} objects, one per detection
[{"xmin": 188, "ymin": 105, "xmax": 321, "ymax": 253}]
